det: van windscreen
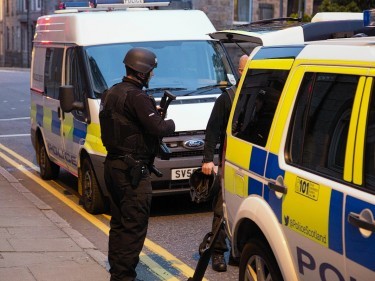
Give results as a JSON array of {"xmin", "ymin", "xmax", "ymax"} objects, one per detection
[{"xmin": 85, "ymin": 40, "xmax": 235, "ymax": 98}]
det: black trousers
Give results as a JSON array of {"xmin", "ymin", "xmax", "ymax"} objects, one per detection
[
  {"xmin": 104, "ymin": 158, "xmax": 152, "ymax": 281},
  {"xmin": 211, "ymin": 171, "xmax": 229, "ymax": 254}
]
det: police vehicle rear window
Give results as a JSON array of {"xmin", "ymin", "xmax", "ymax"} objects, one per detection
[{"xmin": 232, "ymin": 68, "xmax": 288, "ymax": 146}]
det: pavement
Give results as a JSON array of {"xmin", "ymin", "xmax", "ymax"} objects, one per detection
[{"xmin": 0, "ymin": 165, "xmax": 110, "ymax": 281}]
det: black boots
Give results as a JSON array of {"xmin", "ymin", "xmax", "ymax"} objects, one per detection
[{"xmin": 211, "ymin": 253, "xmax": 227, "ymax": 272}]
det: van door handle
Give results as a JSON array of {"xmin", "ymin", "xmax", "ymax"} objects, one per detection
[
  {"xmin": 268, "ymin": 180, "xmax": 287, "ymax": 194},
  {"xmin": 348, "ymin": 212, "xmax": 375, "ymax": 232}
]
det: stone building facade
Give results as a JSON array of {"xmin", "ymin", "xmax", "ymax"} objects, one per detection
[{"xmin": 0, "ymin": 0, "xmax": 315, "ymax": 68}]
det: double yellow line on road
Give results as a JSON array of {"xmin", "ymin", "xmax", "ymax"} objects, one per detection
[{"xmin": 0, "ymin": 143, "xmax": 204, "ymax": 281}]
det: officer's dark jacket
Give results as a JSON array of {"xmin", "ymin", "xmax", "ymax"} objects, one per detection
[
  {"xmin": 203, "ymin": 86, "xmax": 235, "ymax": 164},
  {"xmin": 99, "ymin": 77, "xmax": 175, "ymax": 162}
]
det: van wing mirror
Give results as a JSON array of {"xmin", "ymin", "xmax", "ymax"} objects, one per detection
[{"xmin": 59, "ymin": 85, "xmax": 84, "ymax": 113}]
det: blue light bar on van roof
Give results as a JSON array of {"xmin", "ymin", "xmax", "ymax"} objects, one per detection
[
  {"xmin": 363, "ymin": 9, "xmax": 375, "ymax": 27},
  {"xmin": 60, "ymin": 0, "xmax": 170, "ymax": 9}
]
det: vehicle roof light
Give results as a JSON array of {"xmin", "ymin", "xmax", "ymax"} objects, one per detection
[
  {"xmin": 363, "ymin": 9, "xmax": 375, "ymax": 27},
  {"xmin": 58, "ymin": 0, "xmax": 170, "ymax": 11}
]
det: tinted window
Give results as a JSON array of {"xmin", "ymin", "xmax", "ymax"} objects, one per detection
[
  {"xmin": 287, "ymin": 73, "xmax": 359, "ymax": 180},
  {"xmin": 232, "ymin": 69, "xmax": 288, "ymax": 147},
  {"xmin": 66, "ymin": 47, "xmax": 88, "ymax": 121},
  {"xmin": 365, "ymin": 86, "xmax": 375, "ymax": 191},
  {"xmin": 44, "ymin": 48, "xmax": 63, "ymax": 99}
]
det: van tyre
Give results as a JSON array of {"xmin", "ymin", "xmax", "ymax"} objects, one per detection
[
  {"xmin": 81, "ymin": 158, "xmax": 106, "ymax": 214},
  {"xmin": 239, "ymin": 239, "xmax": 283, "ymax": 281},
  {"xmin": 37, "ymin": 138, "xmax": 59, "ymax": 180}
]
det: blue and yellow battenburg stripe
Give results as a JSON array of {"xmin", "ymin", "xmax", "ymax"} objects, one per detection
[
  {"xmin": 226, "ymin": 142, "xmax": 375, "ymax": 271},
  {"xmin": 32, "ymin": 100, "xmax": 107, "ymax": 157}
]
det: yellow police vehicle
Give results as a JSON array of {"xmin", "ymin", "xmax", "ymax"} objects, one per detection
[
  {"xmin": 30, "ymin": 0, "xmax": 235, "ymax": 214},
  {"xmin": 222, "ymin": 11, "xmax": 375, "ymax": 281}
]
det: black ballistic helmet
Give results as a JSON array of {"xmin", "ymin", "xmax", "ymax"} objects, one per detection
[
  {"xmin": 189, "ymin": 168, "xmax": 217, "ymax": 204},
  {"xmin": 123, "ymin": 47, "xmax": 157, "ymax": 74}
]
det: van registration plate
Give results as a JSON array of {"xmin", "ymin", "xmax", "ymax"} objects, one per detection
[{"xmin": 171, "ymin": 167, "xmax": 199, "ymax": 180}]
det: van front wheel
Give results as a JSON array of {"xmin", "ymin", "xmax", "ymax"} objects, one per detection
[
  {"xmin": 239, "ymin": 239, "xmax": 283, "ymax": 281},
  {"xmin": 37, "ymin": 138, "xmax": 59, "ymax": 180},
  {"xmin": 81, "ymin": 158, "xmax": 105, "ymax": 214}
]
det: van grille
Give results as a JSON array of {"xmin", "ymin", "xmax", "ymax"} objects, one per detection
[
  {"xmin": 167, "ymin": 148, "xmax": 220, "ymax": 158},
  {"xmin": 168, "ymin": 130, "xmax": 206, "ymax": 137}
]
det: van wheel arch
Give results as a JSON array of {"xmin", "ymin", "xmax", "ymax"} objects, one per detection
[
  {"xmin": 36, "ymin": 130, "xmax": 59, "ymax": 180},
  {"xmin": 236, "ymin": 218, "xmax": 266, "ymax": 253},
  {"xmin": 79, "ymin": 152, "xmax": 108, "ymax": 214},
  {"xmin": 239, "ymin": 237, "xmax": 283, "ymax": 281},
  {"xmin": 236, "ymin": 219, "xmax": 283, "ymax": 281}
]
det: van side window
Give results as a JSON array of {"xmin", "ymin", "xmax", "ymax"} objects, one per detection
[
  {"xmin": 287, "ymin": 72, "xmax": 359, "ymax": 181},
  {"xmin": 232, "ymin": 69, "xmax": 288, "ymax": 147},
  {"xmin": 66, "ymin": 47, "xmax": 88, "ymax": 121},
  {"xmin": 365, "ymin": 87, "xmax": 375, "ymax": 191},
  {"xmin": 44, "ymin": 48, "xmax": 63, "ymax": 99}
]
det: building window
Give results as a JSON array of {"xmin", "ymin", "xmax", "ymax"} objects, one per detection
[
  {"xmin": 234, "ymin": 0, "xmax": 251, "ymax": 23},
  {"xmin": 259, "ymin": 3, "xmax": 274, "ymax": 20},
  {"xmin": 6, "ymin": 27, "xmax": 10, "ymax": 50},
  {"xmin": 12, "ymin": 27, "xmax": 14, "ymax": 51},
  {"xmin": 18, "ymin": 0, "xmax": 27, "ymax": 12},
  {"xmin": 16, "ymin": 26, "xmax": 20, "ymax": 52}
]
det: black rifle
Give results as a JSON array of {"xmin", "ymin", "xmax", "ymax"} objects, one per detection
[
  {"xmin": 159, "ymin": 90, "xmax": 176, "ymax": 119},
  {"xmin": 155, "ymin": 90, "xmax": 177, "ymax": 163},
  {"xmin": 188, "ymin": 217, "xmax": 224, "ymax": 281}
]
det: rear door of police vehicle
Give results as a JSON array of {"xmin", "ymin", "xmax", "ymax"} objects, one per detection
[{"xmin": 278, "ymin": 65, "xmax": 375, "ymax": 281}]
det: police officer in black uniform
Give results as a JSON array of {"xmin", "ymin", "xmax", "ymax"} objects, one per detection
[
  {"xmin": 201, "ymin": 54, "xmax": 248, "ymax": 272},
  {"xmin": 99, "ymin": 47, "xmax": 175, "ymax": 281}
]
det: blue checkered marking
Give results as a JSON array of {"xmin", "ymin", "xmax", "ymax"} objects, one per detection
[
  {"xmin": 73, "ymin": 118, "xmax": 87, "ymax": 144},
  {"xmin": 345, "ymin": 195, "xmax": 375, "ymax": 271},
  {"xmin": 51, "ymin": 110, "xmax": 60, "ymax": 135},
  {"xmin": 36, "ymin": 104, "xmax": 44, "ymax": 127},
  {"xmin": 247, "ymin": 147, "xmax": 267, "ymax": 197},
  {"xmin": 249, "ymin": 147, "xmax": 267, "ymax": 175},
  {"xmin": 249, "ymin": 177, "xmax": 263, "ymax": 197},
  {"xmin": 328, "ymin": 190, "xmax": 343, "ymax": 254},
  {"xmin": 265, "ymin": 153, "xmax": 285, "ymax": 224}
]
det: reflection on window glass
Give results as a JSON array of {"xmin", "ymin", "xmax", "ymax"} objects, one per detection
[
  {"xmin": 288, "ymin": 72, "xmax": 359, "ymax": 180},
  {"xmin": 65, "ymin": 47, "xmax": 87, "ymax": 120},
  {"xmin": 232, "ymin": 69, "xmax": 288, "ymax": 147},
  {"xmin": 44, "ymin": 48, "xmax": 63, "ymax": 99},
  {"xmin": 85, "ymin": 40, "xmax": 233, "ymax": 98}
]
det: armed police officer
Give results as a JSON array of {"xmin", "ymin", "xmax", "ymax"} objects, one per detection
[{"xmin": 99, "ymin": 47, "xmax": 175, "ymax": 281}]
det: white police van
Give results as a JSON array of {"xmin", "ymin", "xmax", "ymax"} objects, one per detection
[
  {"xmin": 221, "ymin": 10, "xmax": 375, "ymax": 281},
  {"xmin": 30, "ymin": 0, "xmax": 236, "ymax": 214}
]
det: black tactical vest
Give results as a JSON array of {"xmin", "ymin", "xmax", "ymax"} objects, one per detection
[{"xmin": 99, "ymin": 82, "xmax": 158, "ymax": 161}]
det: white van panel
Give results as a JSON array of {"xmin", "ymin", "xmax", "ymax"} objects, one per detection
[
  {"xmin": 167, "ymin": 100, "xmax": 215, "ymax": 132},
  {"xmin": 34, "ymin": 10, "xmax": 215, "ymax": 46}
]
